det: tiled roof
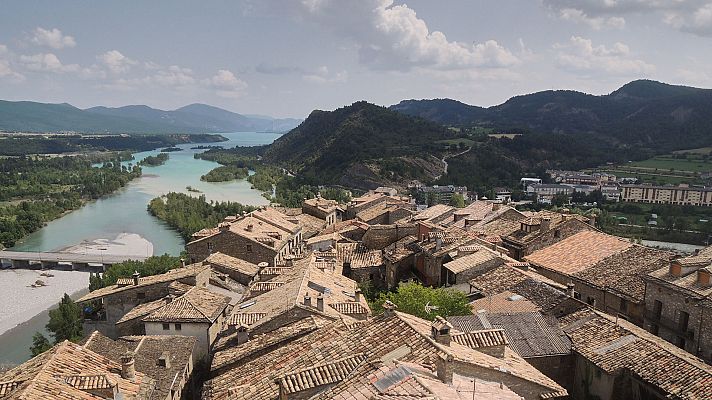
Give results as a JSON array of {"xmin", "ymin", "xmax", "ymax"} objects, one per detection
[
  {"xmin": 574, "ymin": 245, "xmax": 673, "ymax": 302},
  {"xmin": 277, "ymin": 353, "xmax": 367, "ymax": 394},
  {"xmin": 249, "ymin": 281, "xmax": 285, "ymax": 293},
  {"xmin": 470, "ymin": 291, "xmax": 541, "ymax": 314},
  {"xmin": 259, "ymin": 267, "xmax": 292, "ymax": 276},
  {"xmin": 442, "ymin": 246, "xmax": 501, "ymax": 274},
  {"xmin": 337, "ymin": 242, "xmax": 384, "ymax": 269},
  {"xmin": 506, "ymin": 212, "xmax": 590, "ymax": 243},
  {"xmin": 78, "ymin": 264, "xmax": 209, "ymax": 303},
  {"xmin": 562, "ymin": 308, "xmax": 712, "ymax": 400},
  {"xmin": 115, "ymin": 298, "xmax": 167, "ymax": 325},
  {"xmin": 451, "ymin": 329, "xmax": 508, "ymax": 348},
  {"xmin": 206, "ymin": 252, "xmax": 259, "ymax": 277},
  {"xmin": 647, "ymin": 246, "xmax": 712, "ymax": 298},
  {"xmin": 0, "ymin": 340, "xmax": 153, "ymax": 400},
  {"xmin": 525, "ymin": 230, "xmax": 633, "ymax": 275},
  {"xmin": 227, "ymin": 312, "xmax": 267, "ymax": 327},
  {"xmin": 329, "ymin": 302, "xmax": 369, "ymax": 315},
  {"xmin": 413, "ymin": 204, "xmax": 454, "ymax": 223},
  {"xmin": 82, "ymin": 332, "xmax": 196, "ymax": 400},
  {"xmin": 143, "ymin": 287, "xmax": 230, "ymax": 324}
]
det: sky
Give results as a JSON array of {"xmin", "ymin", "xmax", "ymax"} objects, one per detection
[{"xmin": 0, "ymin": 0, "xmax": 711, "ymax": 118}]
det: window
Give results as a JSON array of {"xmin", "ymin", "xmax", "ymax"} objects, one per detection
[
  {"xmin": 175, "ymin": 323, "xmax": 182, "ymax": 331},
  {"xmin": 207, "ymin": 242, "xmax": 214, "ymax": 251},
  {"xmin": 676, "ymin": 336, "xmax": 686, "ymax": 349},
  {"xmin": 162, "ymin": 323, "xmax": 170, "ymax": 330},
  {"xmin": 653, "ymin": 300, "xmax": 662, "ymax": 320},
  {"xmin": 137, "ymin": 292, "xmax": 145, "ymax": 300},
  {"xmin": 246, "ymin": 244, "xmax": 253, "ymax": 252},
  {"xmin": 678, "ymin": 311, "xmax": 690, "ymax": 332}
]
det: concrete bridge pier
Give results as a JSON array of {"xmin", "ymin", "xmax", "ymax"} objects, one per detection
[
  {"xmin": 40, "ymin": 261, "xmax": 59, "ymax": 269},
  {"xmin": 72, "ymin": 262, "xmax": 89, "ymax": 271}
]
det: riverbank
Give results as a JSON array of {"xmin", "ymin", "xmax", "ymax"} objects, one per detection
[
  {"xmin": 60, "ymin": 232, "xmax": 153, "ymax": 258},
  {"xmin": 0, "ymin": 269, "xmax": 89, "ymax": 336}
]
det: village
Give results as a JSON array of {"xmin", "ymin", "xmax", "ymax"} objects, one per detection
[{"xmin": 2, "ymin": 187, "xmax": 710, "ymax": 400}]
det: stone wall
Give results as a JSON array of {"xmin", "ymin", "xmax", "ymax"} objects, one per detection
[
  {"xmin": 187, "ymin": 231, "xmax": 279, "ymax": 266},
  {"xmin": 362, "ymin": 223, "xmax": 417, "ymax": 250}
]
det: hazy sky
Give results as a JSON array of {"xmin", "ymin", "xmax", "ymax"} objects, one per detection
[{"xmin": 1, "ymin": 0, "xmax": 711, "ymax": 118}]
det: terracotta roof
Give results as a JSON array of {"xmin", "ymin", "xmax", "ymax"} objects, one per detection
[
  {"xmin": 647, "ymin": 246, "xmax": 712, "ymax": 298},
  {"xmin": 115, "ymin": 298, "xmax": 168, "ymax": 325},
  {"xmin": 525, "ymin": 230, "xmax": 634, "ymax": 275},
  {"xmin": 442, "ymin": 246, "xmax": 501, "ymax": 274},
  {"xmin": 227, "ymin": 312, "xmax": 267, "ymax": 327},
  {"xmin": 206, "ymin": 252, "xmax": 259, "ymax": 277},
  {"xmin": 143, "ymin": 286, "xmax": 230, "ymax": 324},
  {"xmin": 277, "ymin": 353, "xmax": 367, "ymax": 394},
  {"xmin": 470, "ymin": 291, "xmax": 541, "ymax": 314},
  {"xmin": 505, "ymin": 212, "xmax": 590, "ymax": 243},
  {"xmin": 78, "ymin": 264, "xmax": 209, "ymax": 303},
  {"xmin": 0, "ymin": 340, "xmax": 153, "ymax": 400},
  {"xmin": 451, "ymin": 329, "xmax": 509, "ymax": 348},
  {"xmin": 337, "ymin": 242, "xmax": 384, "ymax": 269},
  {"xmin": 561, "ymin": 308, "xmax": 712, "ymax": 400},
  {"xmin": 413, "ymin": 204, "xmax": 455, "ymax": 223},
  {"xmin": 82, "ymin": 332, "xmax": 196, "ymax": 400},
  {"xmin": 329, "ymin": 302, "xmax": 369, "ymax": 315}
]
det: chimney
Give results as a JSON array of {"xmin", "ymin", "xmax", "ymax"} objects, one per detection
[
  {"xmin": 165, "ymin": 294, "xmax": 175, "ymax": 304},
  {"xmin": 180, "ymin": 258, "xmax": 186, "ymax": 268},
  {"xmin": 541, "ymin": 217, "xmax": 551, "ymax": 231},
  {"xmin": 670, "ymin": 262, "xmax": 682, "ymax": 277},
  {"xmin": 237, "ymin": 325, "xmax": 249, "ymax": 345},
  {"xmin": 354, "ymin": 288, "xmax": 362, "ymax": 303},
  {"xmin": 382, "ymin": 300, "xmax": 398, "ymax": 317},
  {"xmin": 567, "ymin": 282, "xmax": 575, "ymax": 298},
  {"xmin": 158, "ymin": 352, "xmax": 171, "ymax": 369},
  {"xmin": 492, "ymin": 203, "xmax": 500, "ymax": 211},
  {"xmin": 464, "ymin": 218, "xmax": 476, "ymax": 228},
  {"xmin": 436, "ymin": 353, "xmax": 454, "ymax": 384},
  {"xmin": 120, "ymin": 353, "xmax": 136, "ymax": 381},
  {"xmin": 316, "ymin": 294, "xmax": 324, "ymax": 312},
  {"xmin": 435, "ymin": 237, "xmax": 443, "ymax": 251},
  {"xmin": 284, "ymin": 255, "xmax": 294, "ymax": 267},
  {"xmin": 246, "ymin": 224, "xmax": 254, "ymax": 232},
  {"xmin": 698, "ymin": 269, "xmax": 711, "ymax": 287},
  {"xmin": 431, "ymin": 316, "xmax": 452, "ymax": 346},
  {"xmin": 303, "ymin": 294, "xmax": 312, "ymax": 307},
  {"xmin": 132, "ymin": 271, "xmax": 140, "ymax": 286}
]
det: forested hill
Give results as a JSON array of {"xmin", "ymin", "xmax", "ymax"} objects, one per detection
[
  {"xmin": 0, "ymin": 100, "xmax": 301, "ymax": 134},
  {"xmin": 261, "ymin": 101, "xmax": 456, "ymax": 187},
  {"xmin": 391, "ymin": 80, "xmax": 712, "ymax": 151}
]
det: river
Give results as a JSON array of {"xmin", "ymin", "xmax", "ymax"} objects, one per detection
[{"xmin": 0, "ymin": 131, "xmax": 280, "ymax": 365}]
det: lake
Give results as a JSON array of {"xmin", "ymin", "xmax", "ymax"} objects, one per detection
[{"xmin": 0, "ymin": 131, "xmax": 280, "ymax": 365}]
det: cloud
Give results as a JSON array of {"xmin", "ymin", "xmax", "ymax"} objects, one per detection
[
  {"xmin": 255, "ymin": 63, "xmax": 305, "ymax": 75},
  {"xmin": 31, "ymin": 27, "xmax": 76, "ymax": 49},
  {"xmin": 554, "ymin": 36, "xmax": 655, "ymax": 76},
  {"xmin": 294, "ymin": 0, "xmax": 519, "ymax": 71},
  {"xmin": 544, "ymin": 0, "xmax": 712, "ymax": 36},
  {"xmin": 19, "ymin": 53, "xmax": 79, "ymax": 73},
  {"xmin": 151, "ymin": 65, "xmax": 195, "ymax": 87},
  {"xmin": 98, "ymin": 50, "xmax": 137, "ymax": 74},
  {"xmin": 203, "ymin": 69, "xmax": 248, "ymax": 98},
  {"xmin": 302, "ymin": 66, "xmax": 348, "ymax": 84}
]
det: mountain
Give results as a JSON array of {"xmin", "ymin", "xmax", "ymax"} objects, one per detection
[
  {"xmin": 262, "ymin": 101, "xmax": 456, "ymax": 188},
  {"xmin": 0, "ymin": 100, "xmax": 301, "ymax": 134},
  {"xmin": 390, "ymin": 80, "xmax": 712, "ymax": 150}
]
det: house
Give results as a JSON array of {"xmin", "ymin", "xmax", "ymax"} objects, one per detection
[
  {"xmin": 374, "ymin": 186, "xmax": 398, "ymax": 196},
  {"xmin": 413, "ymin": 228, "xmax": 478, "ymax": 286},
  {"xmin": 643, "ymin": 246, "xmax": 712, "ymax": 362},
  {"xmin": 345, "ymin": 192, "xmax": 413, "ymax": 220},
  {"xmin": 186, "ymin": 207, "xmax": 303, "ymax": 266},
  {"xmin": 302, "ymin": 195, "xmax": 341, "ymax": 226},
  {"xmin": 83, "ymin": 331, "xmax": 197, "ymax": 400},
  {"xmin": 412, "ymin": 203, "xmax": 456, "ymax": 225},
  {"xmin": 204, "ymin": 252, "xmax": 259, "ymax": 286},
  {"xmin": 0, "ymin": 340, "xmax": 156, "ymax": 399},
  {"xmin": 202, "ymin": 305, "xmax": 568, "ymax": 400},
  {"xmin": 383, "ymin": 235, "xmax": 419, "ymax": 289},
  {"xmin": 414, "ymin": 184, "xmax": 468, "ymax": 205},
  {"xmin": 501, "ymin": 212, "xmax": 596, "ymax": 260},
  {"xmin": 494, "ymin": 187, "xmax": 512, "ymax": 202},
  {"xmin": 441, "ymin": 244, "xmax": 512, "ymax": 288},
  {"xmin": 560, "ymin": 307, "xmax": 712, "ymax": 400},
  {"xmin": 525, "ymin": 231, "xmax": 674, "ymax": 325},
  {"xmin": 529, "ymin": 184, "xmax": 574, "ymax": 204},
  {"xmin": 78, "ymin": 264, "xmax": 210, "ymax": 338},
  {"xmin": 142, "ymin": 286, "xmax": 231, "ymax": 359},
  {"xmin": 114, "ymin": 281, "xmax": 193, "ymax": 337}
]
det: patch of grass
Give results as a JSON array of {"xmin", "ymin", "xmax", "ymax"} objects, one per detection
[{"xmin": 628, "ymin": 157, "xmax": 712, "ymax": 173}]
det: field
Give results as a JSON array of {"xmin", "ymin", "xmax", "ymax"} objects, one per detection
[
  {"xmin": 628, "ymin": 156, "xmax": 712, "ymax": 173},
  {"xmin": 588, "ymin": 152, "xmax": 712, "ymax": 186}
]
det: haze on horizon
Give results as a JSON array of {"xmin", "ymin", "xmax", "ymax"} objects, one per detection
[{"xmin": 1, "ymin": 0, "xmax": 711, "ymax": 118}]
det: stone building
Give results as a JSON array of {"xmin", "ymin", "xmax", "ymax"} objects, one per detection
[
  {"xmin": 83, "ymin": 331, "xmax": 197, "ymax": 400},
  {"xmin": 302, "ymin": 196, "xmax": 341, "ymax": 226},
  {"xmin": 441, "ymin": 244, "xmax": 512, "ymax": 287},
  {"xmin": 336, "ymin": 241, "xmax": 386, "ymax": 287},
  {"xmin": 142, "ymin": 286, "xmax": 231, "ymax": 359},
  {"xmin": 186, "ymin": 207, "xmax": 303, "ymax": 266},
  {"xmin": 561, "ymin": 308, "xmax": 712, "ymax": 400},
  {"xmin": 78, "ymin": 264, "xmax": 210, "ymax": 338},
  {"xmin": 204, "ymin": 251, "xmax": 259, "ymax": 286},
  {"xmin": 525, "ymin": 231, "xmax": 673, "ymax": 326},
  {"xmin": 501, "ymin": 212, "xmax": 595, "ymax": 260},
  {"xmin": 643, "ymin": 246, "xmax": 712, "ymax": 362}
]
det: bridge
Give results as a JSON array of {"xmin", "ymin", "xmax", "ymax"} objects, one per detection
[{"xmin": 0, "ymin": 250, "xmax": 150, "ymax": 272}]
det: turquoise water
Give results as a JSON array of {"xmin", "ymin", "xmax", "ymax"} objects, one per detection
[
  {"xmin": 11, "ymin": 132, "xmax": 280, "ymax": 255},
  {"xmin": 0, "ymin": 132, "xmax": 280, "ymax": 365}
]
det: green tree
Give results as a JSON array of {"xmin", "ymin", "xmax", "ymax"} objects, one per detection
[
  {"xmin": 30, "ymin": 332, "xmax": 52, "ymax": 356},
  {"xmin": 371, "ymin": 282, "xmax": 471, "ymax": 321},
  {"xmin": 552, "ymin": 193, "xmax": 569, "ymax": 207},
  {"xmin": 90, "ymin": 254, "xmax": 181, "ymax": 290},
  {"xmin": 449, "ymin": 193, "xmax": 466, "ymax": 208},
  {"xmin": 46, "ymin": 293, "xmax": 83, "ymax": 343}
]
